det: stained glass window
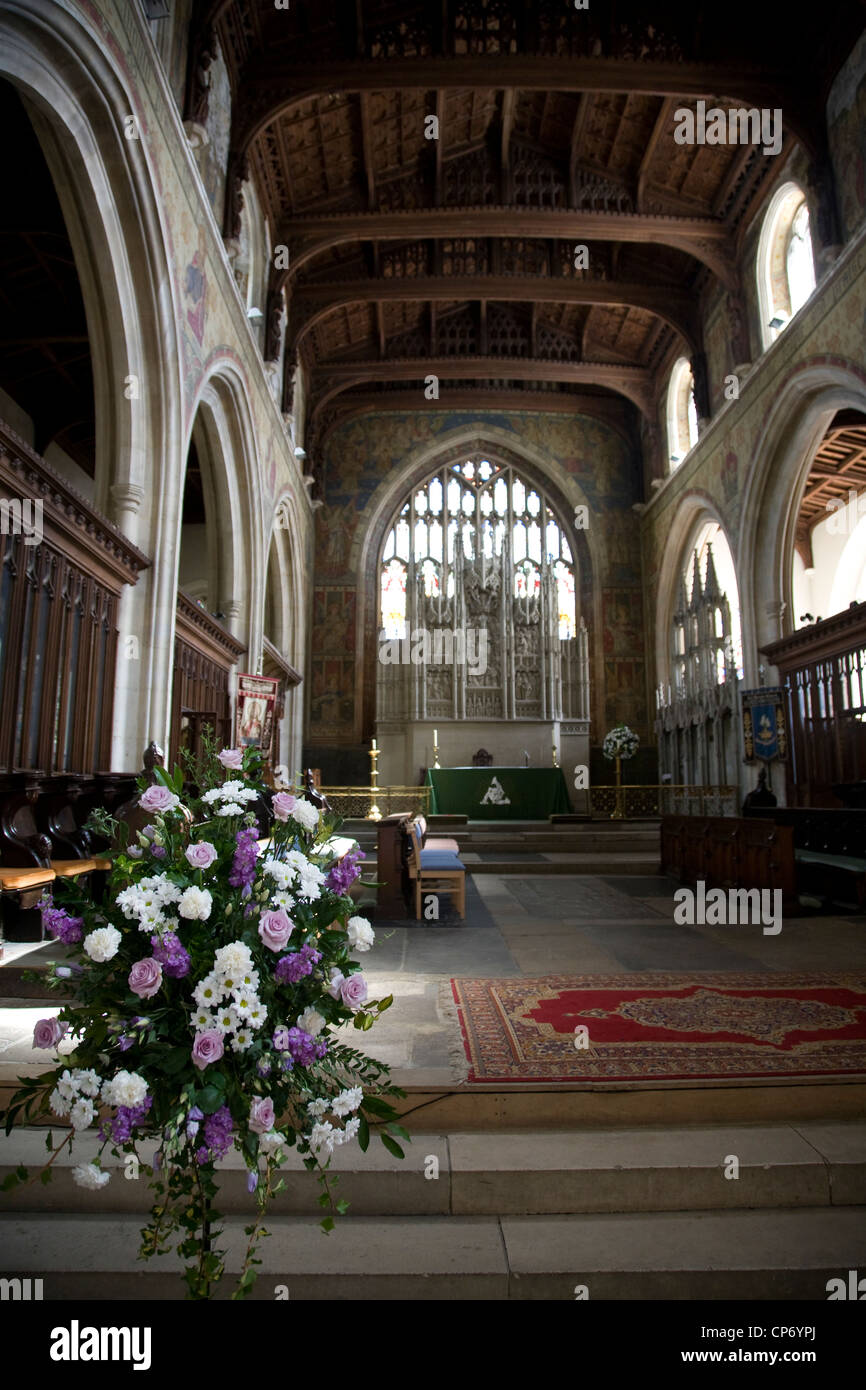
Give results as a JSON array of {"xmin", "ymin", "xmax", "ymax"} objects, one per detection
[{"xmin": 380, "ymin": 458, "xmax": 577, "ymax": 639}]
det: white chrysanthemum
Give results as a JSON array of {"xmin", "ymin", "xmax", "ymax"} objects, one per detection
[
  {"xmin": 285, "ymin": 849, "xmax": 309, "ymax": 872},
  {"xmin": 247, "ymin": 1002, "xmax": 267, "ymax": 1030},
  {"xmin": 70, "ymin": 1097, "xmax": 96, "ymax": 1131},
  {"xmin": 193, "ymin": 974, "xmax": 224, "ymax": 1008},
  {"xmin": 213, "ymin": 1005, "xmax": 235, "ymax": 1035},
  {"xmin": 230, "ymin": 1028, "xmax": 253, "ymax": 1052},
  {"xmin": 258, "ymin": 1129, "xmax": 286, "ymax": 1156},
  {"xmin": 346, "ymin": 916, "xmax": 375, "ymax": 953},
  {"xmin": 309, "ymin": 1121, "xmax": 337, "ymax": 1155},
  {"xmin": 141, "ymin": 875, "xmax": 182, "ymax": 905},
  {"xmin": 201, "ymin": 788, "xmax": 222, "ymax": 805},
  {"xmin": 217, "ymin": 802, "xmax": 244, "ymax": 817},
  {"xmin": 72, "ymin": 1069, "xmax": 102, "ymax": 1099},
  {"xmin": 178, "ymin": 886, "xmax": 212, "ymax": 921},
  {"xmin": 306, "ymin": 1098, "xmax": 330, "ymax": 1118},
  {"xmin": 240, "ymin": 970, "xmax": 260, "ymax": 992},
  {"xmin": 73, "ymin": 1162, "xmax": 111, "ymax": 1190},
  {"xmin": 297, "ymin": 1007, "xmax": 325, "ymax": 1037},
  {"xmin": 49, "ymin": 1086, "xmax": 71, "ymax": 1118},
  {"xmin": 192, "ymin": 1007, "xmax": 212, "ymax": 1030},
  {"xmin": 220, "ymin": 780, "xmax": 257, "ymax": 801},
  {"xmin": 296, "ymin": 866, "xmax": 325, "ymax": 902},
  {"xmin": 232, "ymin": 990, "xmax": 257, "ymax": 1019},
  {"xmin": 290, "ymin": 799, "xmax": 320, "ymax": 832},
  {"xmin": 331, "ymin": 1086, "xmax": 364, "ymax": 1118},
  {"xmin": 270, "ymin": 891, "xmax": 295, "ymax": 912},
  {"xmin": 213, "ymin": 941, "xmax": 254, "ymax": 978},
  {"xmin": 102, "ymin": 1070, "xmax": 148, "ymax": 1109},
  {"xmin": 341, "ymin": 1116, "xmax": 361, "ymax": 1144},
  {"xmin": 262, "ymin": 859, "xmax": 294, "ymax": 889},
  {"xmin": 83, "ymin": 925, "xmax": 122, "ymax": 963}
]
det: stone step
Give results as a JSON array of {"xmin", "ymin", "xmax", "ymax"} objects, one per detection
[
  {"xmin": 2, "ymin": 1123, "xmax": 864, "ymax": 1216},
  {"xmin": 1, "ymin": 1206, "xmax": 864, "ymax": 1299}
]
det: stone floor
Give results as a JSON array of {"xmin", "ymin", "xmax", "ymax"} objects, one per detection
[{"xmin": 2, "ymin": 872, "xmax": 866, "ymax": 1084}]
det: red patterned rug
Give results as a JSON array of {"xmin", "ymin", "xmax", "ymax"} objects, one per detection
[{"xmin": 449, "ymin": 974, "xmax": 866, "ymax": 1084}]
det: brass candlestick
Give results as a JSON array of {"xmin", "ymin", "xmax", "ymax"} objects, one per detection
[
  {"xmin": 432, "ymin": 730, "xmax": 441, "ymax": 769},
  {"xmin": 552, "ymin": 740, "xmax": 559, "ymax": 768},
  {"xmin": 611, "ymin": 755, "xmax": 624, "ymax": 820},
  {"xmin": 367, "ymin": 744, "xmax": 382, "ymax": 821}
]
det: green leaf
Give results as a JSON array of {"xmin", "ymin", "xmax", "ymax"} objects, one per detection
[
  {"xmin": 357, "ymin": 1115, "xmax": 370, "ymax": 1153},
  {"xmin": 358, "ymin": 1095, "xmax": 392, "ymax": 1117},
  {"xmin": 361, "ymin": 1014, "xmax": 375, "ymax": 1031},
  {"xmin": 376, "ymin": 995, "xmax": 394, "ymax": 1012},
  {"xmin": 40, "ymin": 1169, "xmax": 53, "ymax": 1186},
  {"xmin": 380, "ymin": 1133, "xmax": 404, "ymax": 1160},
  {"xmin": 385, "ymin": 1124, "xmax": 411, "ymax": 1142},
  {"xmin": 320, "ymin": 1215, "xmax": 335, "ymax": 1233},
  {"xmin": 197, "ymin": 1086, "xmax": 223, "ymax": 1114}
]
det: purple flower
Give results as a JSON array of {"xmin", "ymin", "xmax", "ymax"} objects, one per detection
[
  {"xmin": 195, "ymin": 1145, "xmax": 209, "ymax": 1165},
  {"xmin": 128, "ymin": 846, "xmax": 143, "ymax": 859},
  {"xmin": 218, "ymin": 748, "xmax": 245, "ymax": 770},
  {"xmin": 185, "ymin": 841, "xmax": 218, "ymax": 870},
  {"xmin": 272, "ymin": 1025, "xmax": 290, "ymax": 1052},
  {"xmin": 259, "ymin": 909, "xmax": 294, "ymax": 953},
  {"xmin": 281, "ymin": 1027, "xmax": 325, "ymax": 1068},
  {"xmin": 247, "ymin": 1169, "xmax": 259, "ymax": 1194},
  {"xmin": 99, "ymin": 1094, "xmax": 152, "ymax": 1144},
  {"xmin": 201, "ymin": 1105, "xmax": 234, "ymax": 1161},
  {"xmin": 340, "ymin": 972, "xmax": 368, "ymax": 1011},
  {"xmin": 229, "ymin": 825, "xmax": 260, "ymax": 892},
  {"xmin": 32, "ymin": 1017, "xmax": 68, "ymax": 1049},
  {"xmin": 257, "ymin": 1061, "xmax": 272, "ymax": 1078},
  {"xmin": 150, "ymin": 844, "xmax": 167, "ymax": 860},
  {"xmin": 117, "ymin": 1034, "xmax": 134, "ymax": 1052},
  {"xmin": 326, "ymin": 847, "xmax": 366, "ymax": 896},
  {"xmin": 41, "ymin": 900, "xmax": 84, "ymax": 945},
  {"xmin": 150, "ymin": 931, "xmax": 190, "ymax": 979},
  {"xmin": 274, "ymin": 943, "xmax": 322, "ymax": 984},
  {"xmin": 271, "ymin": 792, "xmax": 296, "ymax": 822},
  {"xmin": 139, "ymin": 786, "xmax": 180, "ymax": 813}
]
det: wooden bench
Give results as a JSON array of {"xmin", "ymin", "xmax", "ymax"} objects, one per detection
[
  {"xmin": 407, "ymin": 816, "xmax": 466, "ymax": 920},
  {"xmin": 661, "ymin": 814, "xmax": 797, "ymax": 905},
  {"xmin": 745, "ymin": 807, "xmax": 866, "ymax": 908}
]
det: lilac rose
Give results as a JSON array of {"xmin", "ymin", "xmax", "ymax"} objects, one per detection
[
  {"xmin": 139, "ymin": 785, "xmax": 180, "ymax": 813},
  {"xmin": 271, "ymin": 792, "xmax": 297, "ymax": 822},
  {"xmin": 258, "ymin": 908, "xmax": 294, "ymax": 953},
  {"xmin": 185, "ymin": 841, "xmax": 218, "ymax": 870},
  {"xmin": 340, "ymin": 973, "xmax": 369, "ymax": 1011},
  {"xmin": 249, "ymin": 1096, "xmax": 275, "ymax": 1134},
  {"xmin": 218, "ymin": 748, "xmax": 244, "ymax": 770},
  {"xmin": 33, "ymin": 1017, "xmax": 68, "ymax": 1049},
  {"xmin": 128, "ymin": 957, "xmax": 163, "ymax": 999},
  {"xmin": 191, "ymin": 1029, "xmax": 224, "ymax": 1071}
]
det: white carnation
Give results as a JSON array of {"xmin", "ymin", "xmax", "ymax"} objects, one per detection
[
  {"xmin": 49, "ymin": 1087, "xmax": 71, "ymax": 1118},
  {"xmin": 331, "ymin": 1086, "xmax": 363, "ymax": 1118},
  {"xmin": 297, "ymin": 1007, "xmax": 325, "ymax": 1037},
  {"xmin": 70, "ymin": 1097, "xmax": 96, "ymax": 1130},
  {"xmin": 73, "ymin": 1162, "xmax": 111, "ymax": 1190},
  {"xmin": 291, "ymin": 800, "xmax": 320, "ymax": 832},
  {"xmin": 341, "ymin": 1116, "xmax": 361, "ymax": 1144},
  {"xmin": 102, "ymin": 1069, "xmax": 148, "ymax": 1109},
  {"xmin": 178, "ymin": 886, "xmax": 213, "ymax": 920},
  {"xmin": 306, "ymin": 1098, "xmax": 330, "ymax": 1118},
  {"xmin": 346, "ymin": 916, "xmax": 375, "ymax": 953},
  {"xmin": 72, "ymin": 1069, "xmax": 102, "ymax": 1099},
  {"xmin": 309, "ymin": 1121, "xmax": 337, "ymax": 1155},
  {"xmin": 83, "ymin": 925, "xmax": 122, "ymax": 962}
]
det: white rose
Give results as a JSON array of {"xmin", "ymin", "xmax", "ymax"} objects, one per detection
[
  {"xmin": 73, "ymin": 1162, "xmax": 110, "ymax": 1190},
  {"xmin": 290, "ymin": 800, "xmax": 320, "ymax": 832},
  {"xmin": 298, "ymin": 1007, "xmax": 325, "ymax": 1037},
  {"xmin": 179, "ymin": 887, "xmax": 213, "ymax": 921},
  {"xmin": 83, "ymin": 925, "xmax": 122, "ymax": 962},
  {"xmin": 346, "ymin": 916, "xmax": 375, "ymax": 953},
  {"xmin": 258, "ymin": 1130, "xmax": 287, "ymax": 1156}
]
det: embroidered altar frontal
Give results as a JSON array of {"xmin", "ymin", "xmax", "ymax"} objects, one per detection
[
  {"xmin": 426, "ymin": 766, "xmax": 571, "ymax": 819},
  {"xmin": 450, "ymin": 974, "xmax": 866, "ymax": 1084}
]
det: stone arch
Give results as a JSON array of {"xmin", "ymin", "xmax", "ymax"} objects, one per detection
[
  {"xmin": 265, "ymin": 486, "xmax": 307, "ymax": 771},
  {"xmin": 0, "ymin": 1, "xmax": 182, "ymax": 767},
  {"xmin": 183, "ymin": 362, "xmax": 265, "ymax": 657},
  {"xmin": 653, "ymin": 490, "xmax": 734, "ymax": 694},
  {"xmin": 740, "ymin": 358, "xmax": 866, "ymax": 683},
  {"xmin": 351, "ymin": 422, "xmax": 602, "ymax": 740}
]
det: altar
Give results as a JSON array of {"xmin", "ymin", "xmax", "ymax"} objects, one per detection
[{"xmin": 425, "ymin": 766, "xmax": 572, "ymax": 820}]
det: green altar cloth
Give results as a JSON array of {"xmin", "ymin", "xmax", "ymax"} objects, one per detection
[{"xmin": 425, "ymin": 766, "xmax": 571, "ymax": 820}]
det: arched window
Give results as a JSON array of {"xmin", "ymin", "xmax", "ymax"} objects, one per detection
[
  {"xmin": 672, "ymin": 521, "xmax": 743, "ymax": 691},
  {"xmin": 379, "ymin": 457, "xmax": 576, "ymax": 640},
  {"xmin": 666, "ymin": 357, "xmax": 699, "ymax": 469},
  {"xmin": 757, "ymin": 182, "xmax": 816, "ymax": 349}
]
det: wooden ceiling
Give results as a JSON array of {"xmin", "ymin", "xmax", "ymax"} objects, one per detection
[
  {"xmin": 796, "ymin": 412, "xmax": 866, "ymax": 567},
  {"xmin": 188, "ymin": 0, "xmax": 862, "ymax": 469}
]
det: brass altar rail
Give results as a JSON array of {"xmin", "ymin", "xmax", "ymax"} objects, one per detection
[
  {"xmin": 319, "ymin": 785, "xmax": 431, "ymax": 820},
  {"xmin": 589, "ymin": 784, "xmax": 738, "ymax": 820}
]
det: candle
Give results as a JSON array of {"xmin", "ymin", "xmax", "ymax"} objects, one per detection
[
  {"xmin": 372, "ymin": 738, "xmax": 377, "ymax": 752},
  {"xmin": 433, "ymin": 728, "xmax": 438, "ymax": 743}
]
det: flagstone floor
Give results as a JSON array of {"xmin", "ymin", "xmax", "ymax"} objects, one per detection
[{"xmin": 2, "ymin": 873, "xmax": 866, "ymax": 1085}]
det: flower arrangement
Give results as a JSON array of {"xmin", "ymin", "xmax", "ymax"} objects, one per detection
[
  {"xmin": 602, "ymin": 724, "xmax": 640, "ymax": 761},
  {"xmin": 0, "ymin": 739, "xmax": 405, "ymax": 1299}
]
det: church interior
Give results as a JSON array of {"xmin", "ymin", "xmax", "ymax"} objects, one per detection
[{"xmin": 1, "ymin": 0, "xmax": 866, "ymax": 1310}]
